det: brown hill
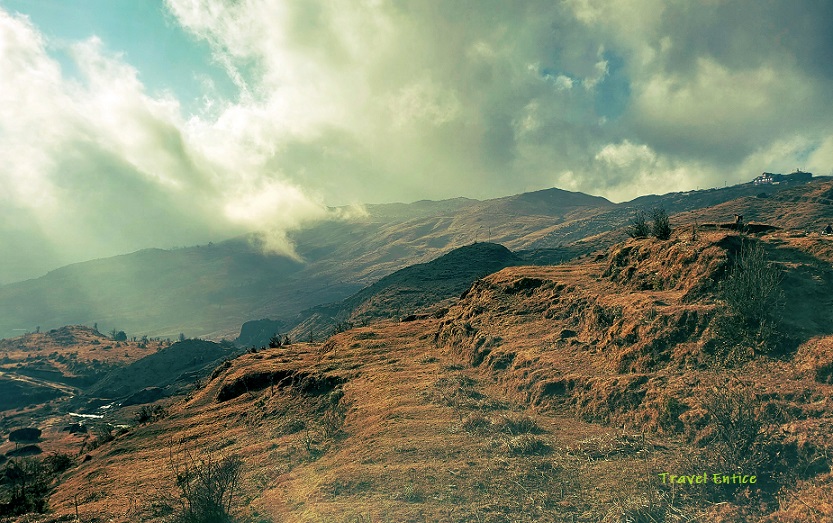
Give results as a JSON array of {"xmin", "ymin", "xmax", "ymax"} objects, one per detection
[{"xmin": 18, "ymin": 225, "xmax": 833, "ymax": 522}]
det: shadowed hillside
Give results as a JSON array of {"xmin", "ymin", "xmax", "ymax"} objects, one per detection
[
  {"xmin": 85, "ymin": 338, "xmax": 236, "ymax": 400},
  {"xmin": 283, "ymin": 242, "xmax": 521, "ymax": 344}
]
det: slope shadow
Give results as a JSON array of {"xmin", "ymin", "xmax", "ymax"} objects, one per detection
[{"xmin": 763, "ymin": 241, "xmax": 833, "ymax": 345}]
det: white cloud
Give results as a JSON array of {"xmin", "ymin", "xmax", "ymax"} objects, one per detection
[
  {"xmin": 0, "ymin": 8, "xmax": 332, "ymax": 281},
  {"xmin": 589, "ymin": 140, "xmax": 700, "ymax": 201},
  {"xmin": 387, "ymin": 79, "xmax": 461, "ymax": 128}
]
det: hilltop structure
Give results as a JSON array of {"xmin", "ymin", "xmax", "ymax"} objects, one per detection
[{"xmin": 753, "ymin": 169, "xmax": 813, "ymax": 185}]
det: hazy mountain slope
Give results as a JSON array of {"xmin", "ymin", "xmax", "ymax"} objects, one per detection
[
  {"xmin": 0, "ymin": 189, "xmax": 608, "ymax": 340},
  {"xmin": 0, "ymin": 179, "xmax": 820, "ymax": 341},
  {"xmin": 279, "ymin": 242, "xmax": 520, "ymax": 344},
  {"xmin": 0, "ymin": 240, "xmax": 311, "ymax": 340}
]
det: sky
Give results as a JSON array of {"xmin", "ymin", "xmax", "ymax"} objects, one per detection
[{"xmin": 1, "ymin": 0, "xmax": 833, "ymax": 283}]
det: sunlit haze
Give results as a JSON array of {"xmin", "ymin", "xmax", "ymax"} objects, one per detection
[{"xmin": 1, "ymin": 0, "xmax": 832, "ymax": 282}]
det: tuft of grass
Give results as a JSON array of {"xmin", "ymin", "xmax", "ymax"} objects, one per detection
[
  {"xmin": 602, "ymin": 491, "xmax": 695, "ymax": 523},
  {"xmin": 504, "ymin": 434, "xmax": 552, "ymax": 456},
  {"xmin": 461, "ymin": 413, "xmax": 492, "ymax": 433},
  {"xmin": 493, "ymin": 413, "xmax": 541, "ymax": 435}
]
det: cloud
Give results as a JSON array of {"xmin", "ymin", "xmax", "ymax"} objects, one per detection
[
  {"xmin": 0, "ymin": 8, "xmax": 330, "ymax": 282},
  {"xmin": 3, "ymin": 0, "xmax": 833, "ymax": 281}
]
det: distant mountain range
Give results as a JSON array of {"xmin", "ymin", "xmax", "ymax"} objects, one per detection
[{"xmin": 0, "ymin": 177, "xmax": 823, "ymax": 340}]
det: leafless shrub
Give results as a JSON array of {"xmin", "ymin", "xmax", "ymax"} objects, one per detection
[
  {"xmin": 167, "ymin": 447, "xmax": 243, "ymax": 523},
  {"xmin": 701, "ymin": 381, "xmax": 762, "ymax": 470},
  {"xmin": 713, "ymin": 240, "xmax": 785, "ymax": 356}
]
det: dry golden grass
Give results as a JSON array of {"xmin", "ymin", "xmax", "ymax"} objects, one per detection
[
  {"xmin": 13, "ymin": 227, "xmax": 833, "ymax": 522},
  {"xmin": 0, "ymin": 325, "xmax": 166, "ymax": 377}
]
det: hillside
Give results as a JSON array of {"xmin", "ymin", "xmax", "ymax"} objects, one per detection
[
  {"xmin": 14, "ymin": 221, "xmax": 833, "ymax": 522},
  {"xmin": 84, "ymin": 339, "xmax": 236, "ymax": 400},
  {"xmin": 0, "ymin": 179, "xmax": 814, "ymax": 341},
  {"xmin": 269, "ymin": 242, "xmax": 573, "ymax": 348},
  {"xmin": 279, "ymin": 242, "xmax": 520, "ymax": 345}
]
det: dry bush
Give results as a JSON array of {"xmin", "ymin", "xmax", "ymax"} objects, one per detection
[
  {"xmin": 712, "ymin": 240, "xmax": 785, "ymax": 357},
  {"xmin": 167, "ymin": 448, "xmax": 243, "ymax": 523},
  {"xmin": 701, "ymin": 382, "xmax": 762, "ymax": 470},
  {"xmin": 321, "ymin": 391, "xmax": 348, "ymax": 439}
]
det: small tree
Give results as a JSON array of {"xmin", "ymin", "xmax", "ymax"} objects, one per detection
[
  {"xmin": 268, "ymin": 334, "xmax": 282, "ymax": 349},
  {"xmin": 650, "ymin": 208, "xmax": 672, "ymax": 240}
]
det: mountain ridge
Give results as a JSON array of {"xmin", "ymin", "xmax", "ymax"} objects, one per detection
[{"xmin": 0, "ymin": 177, "xmax": 820, "ymax": 340}]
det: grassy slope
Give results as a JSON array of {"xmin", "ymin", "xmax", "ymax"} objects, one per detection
[{"xmin": 31, "ymin": 222, "xmax": 833, "ymax": 522}]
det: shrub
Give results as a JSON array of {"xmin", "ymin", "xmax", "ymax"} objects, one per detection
[
  {"xmin": 714, "ymin": 240, "xmax": 785, "ymax": 355},
  {"xmin": 86, "ymin": 426, "xmax": 115, "ymax": 451},
  {"xmin": 627, "ymin": 210, "xmax": 650, "ymax": 238},
  {"xmin": 650, "ymin": 208, "xmax": 672, "ymax": 240},
  {"xmin": 1, "ymin": 458, "xmax": 51, "ymax": 515},
  {"xmin": 43, "ymin": 452, "xmax": 74, "ymax": 474},
  {"xmin": 169, "ymin": 449, "xmax": 243, "ymax": 523},
  {"xmin": 136, "ymin": 405, "xmax": 168, "ymax": 424},
  {"xmin": 701, "ymin": 381, "xmax": 762, "ymax": 469},
  {"xmin": 321, "ymin": 395, "xmax": 347, "ymax": 439}
]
